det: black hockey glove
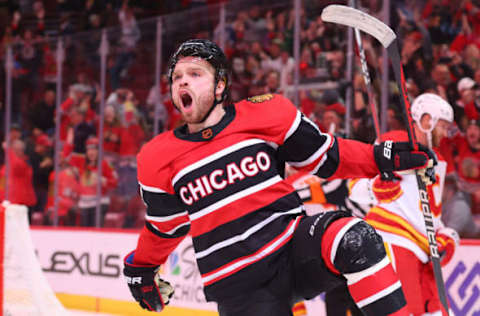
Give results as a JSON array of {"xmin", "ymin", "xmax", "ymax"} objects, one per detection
[
  {"xmin": 123, "ymin": 251, "xmax": 174, "ymax": 313},
  {"xmin": 374, "ymin": 141, "xmax": 437, "ymax": 182}
]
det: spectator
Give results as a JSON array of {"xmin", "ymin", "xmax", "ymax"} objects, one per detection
[
  {"xmin": 440, "ymin": 119, "xmax": 480, "ymax": 236},
  {"xmin": 46, "ymin": 156, "xmax": 80, "ymax": 226},
  {"xmin": 29, "ymin": 89, "xmax": 56, "ymax": 135},
  {"xmin": 65, "ymin": 107, "xmax": 97, "ymax": 156},
  {"xmin": 322, "ymin": 102, "xmax": 346, "ymax": 137},
  {"xmin": 29, "ymin": 133, "xmax": 54, "ymax": 216},
  {"xmin": 102, "ymin": 105, "xmax": 122, "ymax": 163},
  {"xmin": 60, "ymin": 83, "xmax": 96, "ymax": 141},
  {"xmin": 458, "ymin": 77, "xmax": 480, "ymax": 124},
  {"xmin": 70, "ymin": 137, "xmax": 118, "ymax": 227},
  {"xmin": 110, "ymin": 1, "xmax": 141, "ymax": 90},
  {"xmin": 263, "ymin": 69, "xmax": 280, "ymax": 94},
  {"xmin": 0, "ymin": 139, "xmax": 37, "ymax": 222}
]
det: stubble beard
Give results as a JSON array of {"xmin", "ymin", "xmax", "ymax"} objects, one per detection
[{"xmin": 183, "ymin": 92, "xmax": 215, "ymax": 125}]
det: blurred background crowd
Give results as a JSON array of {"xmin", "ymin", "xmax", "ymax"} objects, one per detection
[{"xmin": 0, "ymin": 0, "xmax": 480, "ymax": 238}]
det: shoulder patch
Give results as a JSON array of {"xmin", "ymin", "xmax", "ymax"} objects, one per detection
[{"xmin": 247, "ymin": 93, "xmax": 274, "ymax": 103}]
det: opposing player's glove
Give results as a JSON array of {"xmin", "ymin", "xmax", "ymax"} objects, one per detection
[
  {"xmin": 372, "ymin": 174, "xmax": 403, "ymax": 203},
  {"xmin": 123, "ymin": 251, "xmax": 174, "ymax": 312},
  {"xmin": 374, "ymin": 141, "xmax": 437, "ymax": 181},
  {"xmin": 436, "ymin": 227, "xmax": 460, "ymax": 267}
]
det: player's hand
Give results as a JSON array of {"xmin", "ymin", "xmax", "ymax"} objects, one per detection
[
  {"xmin": 374, "ymin": 141, "xmax": 437, "ymax": 181},
  {"xmin": 436, "ymin": 227, "xmax": 460, "ymax": 267},
  {"xmin": 123, "ymin": 252, "xmax": 174, "ymax": 312},
  {"xmin": 372, "ymin": 174, "xmax": 403, "ymax": 203}
]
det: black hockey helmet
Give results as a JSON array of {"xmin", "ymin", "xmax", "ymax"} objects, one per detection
[{"xmin": 167, "ymin": 39, "xmax": 230, "ymax": 104}]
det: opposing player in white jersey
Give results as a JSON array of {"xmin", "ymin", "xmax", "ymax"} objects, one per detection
[{"xmin": 350, "ymin": 93, "xmax": 460, "ymax": 316}]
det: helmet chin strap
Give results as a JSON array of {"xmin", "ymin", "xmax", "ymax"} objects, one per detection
[
  {"xmin": 418, "ymin": 118, "xmax": 435, "ymax": 149},
  {"xmin": 198, "ymin": 83, "xmax": 223, "ymax": 124}
]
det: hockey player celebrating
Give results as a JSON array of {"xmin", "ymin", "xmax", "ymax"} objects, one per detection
[
  {"xmin": 122, "ymin": 39, "xmax": 435, "ymax": 316},
  {"xmin": 350, "ymin": 93, "xmax": 460, "ymax": 316}
]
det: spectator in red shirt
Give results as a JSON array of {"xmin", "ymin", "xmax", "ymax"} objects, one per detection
[
  {"xmin": 0, "ymin": 139, "xmax": 37, "ymax": 222},
  {"xmin": 69, "ymin": 137, "xmax": 118, "ymax": 227},
  {"xmin": 102, "ymin": 105, "xmax": 122, "ymax": 163},
  {"xmin": 46, "ymin": 156, "xmax": 80, "ymax": 226}
]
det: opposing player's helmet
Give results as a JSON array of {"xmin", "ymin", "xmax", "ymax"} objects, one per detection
[
  {"xmin": 168, "ymin": 39, "xmax": 229, "ymax": 103},
  {"xmin": 411, "ymin": 93, "xmax": 453, "ymax": 132}
]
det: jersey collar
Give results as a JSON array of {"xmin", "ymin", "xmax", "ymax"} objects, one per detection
[{"xmin": 173, "ymin": 104, "xmax": 235, "ymax": 142}]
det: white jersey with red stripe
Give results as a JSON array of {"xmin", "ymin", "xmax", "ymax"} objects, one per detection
[
  {"xmin": 132, "ymin": 94, "xmax": 380, "ymax": 302},
  {"xmin": 349, "ymin": 149, "xmax": 447, "ymax": 263}
]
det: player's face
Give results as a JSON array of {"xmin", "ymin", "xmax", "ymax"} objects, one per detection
[
  {"xmin": 171, "ymin": 56, "xmax": 218, "ymax": 125},
  {"xmin": 432, "ymin": 119, "xmax": 450, "ymax": 147}
]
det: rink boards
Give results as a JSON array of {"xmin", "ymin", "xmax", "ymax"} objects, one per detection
[{"xmin": 30, "ymin": 227, "xmax": 480, "ymax": 316}]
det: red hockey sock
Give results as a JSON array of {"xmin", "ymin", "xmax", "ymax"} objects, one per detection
[{"xmin": 322, "ymin": 217, "xmax": 408, "ymax": 316}]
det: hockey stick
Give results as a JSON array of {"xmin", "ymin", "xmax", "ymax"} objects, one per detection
[
  {"xmin": 322, "ymin": 5, "xmax": 450, "ymax": 315},
  {"xmin": 353, "ymin": 25, "xmax": 381, "ymax": 138}
]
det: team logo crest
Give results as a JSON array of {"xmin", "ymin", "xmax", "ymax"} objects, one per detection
[
  {"xmin": 247, "ymin": 93, "xmax": 274, "ymax": 103},
  {"xmin": 202, "ymin": 128, "xmax": 213, "ymax": 139}
]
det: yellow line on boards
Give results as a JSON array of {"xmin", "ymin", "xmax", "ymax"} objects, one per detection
[{"xmin": 56, "ymin": 293, "xmax": 219, "ymax": 316}]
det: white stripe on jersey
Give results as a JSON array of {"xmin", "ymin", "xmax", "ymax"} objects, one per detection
[
  {"xmin": 139, "ymin": 181, "xmax": 166, "ymax": 193},
  {"xmin": 145, "ymin": 211, "xmax": 188, "ymax": 222},
  {"xmin": 344, "ymin": 256, "xmax": 390, "ymax": 285},
  {"xmin": 148, "ymin": 220, "xmax": 190, "ymax": 236},
  {"xmin": 201, "ymin": 216, "xmax": 300, "ymax": 284},
  {"xmin": 284, "ymin": 110, "xmax": 302, "ymax": 142},
  {"xmin": 190, "ymin": 175, "xmax": 283, "ymax": 221},
  {"xmin": 195, "ymin": 206, "xmax": 303, "ymax": 259},
  {"xmin": 172, "ymin": 138, "xmax": 267, "ymax": 186}
]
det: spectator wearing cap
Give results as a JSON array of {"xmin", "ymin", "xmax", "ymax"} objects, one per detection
[
  {"xmin": 28, "ymin": 133, "xmax": 54, "ymax": 216},
  {"xmin": 69, "ymin": 137, "xmax": 118, "ymax": 227},
  {"xmin": 312, "ymin": 89, "xmax": 339, "ymax": 129},
  {"xmin": 322, "ymin": 102, "xmax": 346, "ymax": 137},
  {"xmin": 457, "ymin": 77, "xmax": 480, "ymax": 126}
]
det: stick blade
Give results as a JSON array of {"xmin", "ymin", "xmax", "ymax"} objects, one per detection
[{"xmin": 321, "ymin": 5, "xmax": 396, "ymax": 48}]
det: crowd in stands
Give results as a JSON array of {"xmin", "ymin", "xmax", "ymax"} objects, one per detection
[{"xmin": 0, "ymin": 0, "xmax": 479, "ymax": 237}]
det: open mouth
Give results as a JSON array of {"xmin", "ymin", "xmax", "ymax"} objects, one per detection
[{"xmin": 180, "ymin": 92, "xmax": 193, "ymax": 109}]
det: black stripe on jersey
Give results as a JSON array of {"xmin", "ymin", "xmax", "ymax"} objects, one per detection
[
  {"xmin": 361, "ymin": 287, "xmax": 407, "ymax": 316},
  {"xmin": 278, "ymin": 114, "xmax": 329, "ymax": 164},
  {"xmin": 146, "ymin": 221, "xmax": 190, "ymax": 239},
  {"xmin": 315, "ymin": 137, "xmax": 340, "ymax": 178},
  {"xmin": 193, "ymin": 192, "xmax": 302, "ymax": 272},
  {"xmin": 173, "ymin": 143, "xmax": 279, "ymax": 212},
  {"xmin": 141, "ymin": 188, "xmax": 184, "ymax": 217}
]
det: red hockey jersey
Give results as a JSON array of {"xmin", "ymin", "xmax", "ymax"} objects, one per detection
[{"xmin": 133, "ymin": 94, "xmax": 379, "ymax": 301}]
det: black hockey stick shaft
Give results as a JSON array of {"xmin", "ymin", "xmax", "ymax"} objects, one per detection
[
  {"xmin": 388, "ymin": 41, "xmax": 449, "ymax": 315},
  {"xmin": 354, "ymin": 28, "xmax": 381, "ymax": 138}
]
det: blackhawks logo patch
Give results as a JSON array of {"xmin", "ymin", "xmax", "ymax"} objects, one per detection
[{"xmin": 247, "ymin": 93, "xmax": 274, "ymax": 103}]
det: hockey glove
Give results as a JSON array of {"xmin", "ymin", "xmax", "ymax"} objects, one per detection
[
  {"xmin": 436, "ymin": 227, "xmax": 460, "ymax": 267},
  {"xmin": 372, "ymin": 174, "xmax": 403, "ymax": 203},
  {"xmin": 123, "ymin": 251, "xmax": 174, "ymax": 312},
  {"xmin": 374, "ymin": 141, "xmax": 437, "ymax": 181}
]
